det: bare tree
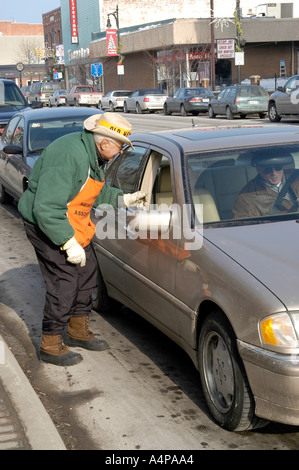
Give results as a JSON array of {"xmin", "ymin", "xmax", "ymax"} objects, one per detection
[{"xmin": 14, "ymin": 38, "xmax": 44, "ymax": 83}]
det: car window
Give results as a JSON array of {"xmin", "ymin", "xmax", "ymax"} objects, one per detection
[
  {"xmin": 186, "ymin": 144, "xmax": 299, "ymax": 225},
  {"xmin": 105, "ymin": 146, "xmax": 149, "ymax": 192},
  {"xmin": 0, "ymin": 81, "xmax": 27, "ymax": 107},
  {"xmin": 1, "ymin": 116, "xmax": 21, "ymax": 145},
  {"xmin": 27, "ymin": 116, "xmax": 92, "ymax": 153},
  {"xmin": 114, "ymin": 91, "xmax": 131, "ymax": 97},
  {"xmin": 11, "ymin": 116, "xmax": 25, "ymax": 147},
  {"xmin": 218, "ymin": 88, "xmax": 229, "ymax": 100},
  {"xmin": 285, "ymin": 76, "xmax": 299, "ymax": 91}
]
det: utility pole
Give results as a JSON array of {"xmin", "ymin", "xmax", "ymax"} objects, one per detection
[
  {"xmin": 210, "ymin": 0, "xmax": 216, "ymax": 90},
  {"xmin": 236, "ymin": 0, "xmax": 241, "ymax": 84}
]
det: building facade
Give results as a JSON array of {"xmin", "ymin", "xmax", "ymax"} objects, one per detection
[{"xmin": 0, "ymin": 21, "xmax": 44, "ymax": 86}]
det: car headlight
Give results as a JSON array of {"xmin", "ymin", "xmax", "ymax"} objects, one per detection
[{"xmin": 259, "ymin": 312, "xmax": 299, "ymax": 348}]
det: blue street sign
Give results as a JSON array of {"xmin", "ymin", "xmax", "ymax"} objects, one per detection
[{"xmin": 91, "ymin": 62, "xmax": 103, "ymax": 77}]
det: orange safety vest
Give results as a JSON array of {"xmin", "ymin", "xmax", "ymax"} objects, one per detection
[{"xmin": 67, "ymin": 172, "xmax": 104, "ymax": 248}]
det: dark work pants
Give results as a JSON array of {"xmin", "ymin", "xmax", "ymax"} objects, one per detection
[{"xmin": 24, "ymin": 223, "xmax": 98, "ymax": 335}]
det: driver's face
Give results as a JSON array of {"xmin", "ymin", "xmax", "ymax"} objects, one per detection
[{"xmin": 257, "ymin": 166, "xmax": 284, "ymax": 185}]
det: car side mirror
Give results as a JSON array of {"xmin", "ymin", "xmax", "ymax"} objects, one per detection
[
  {"xmin": 277, "ymin": 86, "xmax": 285, "ymax": 92},
  {"xmin": 30, "ymin": 100, "xmax": 43, "ymax": 109},
  {"xmin": 3, "ymin": 144, "xmax": 23, "ymax": 155}
]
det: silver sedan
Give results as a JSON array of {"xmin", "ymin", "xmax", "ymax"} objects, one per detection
[{"xmin": 123, "ymin": 88, "xmax": 168, "ymax": 114}]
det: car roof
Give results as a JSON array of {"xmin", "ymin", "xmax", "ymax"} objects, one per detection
[
  {"xmin": 131, "ymin": 125, "xmax": 299, "ymax": 154},
  {"xmin": 10, "ymin": 107, "xmax": 102, "ymax": 122}
]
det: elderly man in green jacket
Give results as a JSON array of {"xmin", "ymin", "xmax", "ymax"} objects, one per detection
[{"xmin": 18, "ymin": 112, "xmax": 146, "ymax": 366}]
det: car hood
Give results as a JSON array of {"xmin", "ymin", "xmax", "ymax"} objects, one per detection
[
  {"xmin": 204, "ymin": 219, "xmax": 299, "ymax": 310},
  {"xmin": 0, "ymin": 105, "xmax": 31, "ymax": 124}
]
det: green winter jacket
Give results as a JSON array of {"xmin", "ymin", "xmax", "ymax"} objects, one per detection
[{"xmin": 18, "ymin": 129, "xmax": 123, "ymax": 246}]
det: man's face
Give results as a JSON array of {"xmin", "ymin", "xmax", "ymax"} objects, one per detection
[
  {"xmin": 96, "ymin": 138, "xmax": 124, "ymax": 161},
  {"xmin": 257, "ymin": 165, "xmax": 284, "ymax": 185}
]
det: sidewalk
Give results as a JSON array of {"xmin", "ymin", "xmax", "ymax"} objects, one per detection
[{"xmin": 0, "ymin": 334, "xmax": 66, "ymax": 450}]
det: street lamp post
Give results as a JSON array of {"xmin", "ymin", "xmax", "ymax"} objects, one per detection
[{"xmin": 106, "ymin": 5, "xmax": 122, "ymax": 88}]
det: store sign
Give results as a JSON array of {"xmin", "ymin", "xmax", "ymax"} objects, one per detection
[
  {"xmin": 217, "ymin": 39, "xmax": 235, "ymax": 59},
  {"xmin": 70, "ymin": 0, "xmax": 78, "ymax": 44},
  {"xmin": 106, "ymin": 29, "xmax": 118, "ymax": 56}
]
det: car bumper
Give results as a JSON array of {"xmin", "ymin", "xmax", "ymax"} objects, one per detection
[
  {"xmin": 238, "ymin": 340, "xmax": 299, "ymax": 425},
  {"xmin": 234, "ymin": 105, "xmax": 268, "ymax": 114},
  {"xmin": 185, "ymin": 103, "xmax": 210, "ymax": 112}
]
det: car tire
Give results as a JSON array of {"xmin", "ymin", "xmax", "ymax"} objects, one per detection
[
  {"xmin": 268, "ymin": 102, "xmax": 281, "ymax": 122},
  {"xmin": 124, "ymin": 102, "xmax": 129, "ymax": 113},
  {"xmin": 180, "ymin": 104, "xmax": 187, "ymax": 117},
  {"xmin": 198, "ymin": 310, "xmax": 268, "ymax": 432},
  {"xmin": 136, "ymin": 103, "xmax": 143, "ymax": 114},
  {"xmin": 0, "ymin": 184, "xmax": 13, "ymax": 204},
  {"xmin": 259, "ymin": 112, "xmax": 267, "ymax": 119},
  {"xmin": 226, "ymin": 106, "xmax": 234, "ymax": 120},
  {"xmin": 208, "ymin": 106, "xmax": 216, "ymax": 118},
  {"xmin": 109, "ymin": 102, "xmax": 115, "ymax": 112},
  {"xmin": 163, "ymin": 104, "xmax": 171, "ymax": 115}
]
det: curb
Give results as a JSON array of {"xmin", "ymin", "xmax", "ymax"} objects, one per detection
[{"xmin": 0, "ymin": 335, "xmax": 66, "ymax": 450}]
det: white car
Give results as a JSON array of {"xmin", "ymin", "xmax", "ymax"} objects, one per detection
[
  {"xmin": 48, "ymin": 89, "xmax": 67, "ymax": 107},
  {"xmin": 124, "ymin": 88, "xmax": 169, "ymax": 114},
  {"xmin": 99, "ymin": 90, "xmax": 132, "ymax": 111}
]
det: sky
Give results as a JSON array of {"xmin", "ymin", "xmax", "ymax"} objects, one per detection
[{"xmin": 2, "ymin": 0, "xmax": 60, "ymax": 24}]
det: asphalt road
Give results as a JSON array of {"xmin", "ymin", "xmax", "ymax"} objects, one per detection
[{"xmin": 1, "ymin": 112, "xmax": 299, "ymax": 450}]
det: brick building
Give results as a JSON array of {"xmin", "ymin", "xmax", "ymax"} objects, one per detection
[{"xmin": 89, "ymin": 16, "xmax": 299, "ymax": 93}]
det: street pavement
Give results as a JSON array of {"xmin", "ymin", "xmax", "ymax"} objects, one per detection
[{"xmin": 0, "ymin": 333, "xmax": 66, "ymax": 450}]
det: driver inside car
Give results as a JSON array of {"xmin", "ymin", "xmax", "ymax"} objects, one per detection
[{"xmin": 233, "ymin": 149, "xmax": 299, "ymax": 219}]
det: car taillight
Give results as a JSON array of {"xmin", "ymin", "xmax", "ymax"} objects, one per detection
[
  {"xmin": 116, "ymin": 98, "xmax": 122, "ymax": 101},
  {"xmin": 236, "ymin": 97, "xmax": 240, "ymax": 105},
  {"xmin": 189, "ymin": 97, "xmax": 202, "ymax": 102},
  {"xmin": 143, "ymin": 97, "xmax": 150, "ymax": 102}
]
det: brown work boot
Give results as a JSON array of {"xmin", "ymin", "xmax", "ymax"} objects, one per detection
[
  {"xmin": 40, "ymin": 334, "xmax": 83, "ymax": 366},
  {"xmin": 66, "ymin": 316, "xmax": 109, "ymax": 351}
]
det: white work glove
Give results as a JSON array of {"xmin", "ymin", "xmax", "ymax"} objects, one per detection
[
  {"xmin": 62, "ymin": 237, "xmax": 86, "ymax": 267},
  {"xmin": 123, "ymin": 191, "xmax": 147, "ymax": 209}
]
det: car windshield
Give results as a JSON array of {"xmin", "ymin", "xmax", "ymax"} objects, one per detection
[
  {"xmin": 114, "ymin": 91, "xmax": 132, "ymax": 97},
  {"xmin": 0, "ymin": 81, "xmax": 27, "ymax": 107},
  {"xmin": 239, "ymin": 86, "xmax": 268, "ymax": 97},
  {"xmin": 186, "ymin": 144, "xmax": 299, "ymax": 226},
  {"xmin": 27, "ymin": 117, "xmax": 87, "ymax": 153},
  {"xmin": 186, "ymin": 88, "xmax": 213, "ymax": 96}
]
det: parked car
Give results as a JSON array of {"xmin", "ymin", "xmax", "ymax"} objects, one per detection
[
  {"xmin": 124, "ymin": 89, "xmax": 168, "ymax": 114},
  {"xmin": 20, "ymin": 85, "xmax": 31, "ymax": 100},
  {"xmin": 27, "ymin": 81, "xmax": 62, "ymax": 106},
  {"xmin": 0, "ymin": 79, "xmax": 40, "ymax": 135},
  {"xmin": 0, "ymin": 107, "xmax": 102, "ymax": 203},
  {"xmin": 268, "ymin": 74, "xmax": 299, "ymax": 122},
  {"xmin": 99, "ymin": 90, "xmax": 132, "ymax": 111},
  {"xmin": 91, "ymin": 124, "xmax": 299, "ymax": 431},
  {"xmin": 65, "ymin": 85, "xmax": 103, "ymax": 107},
  {"xmin": 164, "ymin": 87, "xmax": 215, "ymax": 116},
  {"xmin": 48, "ymin": 89, "xmax": 68, "ymax": 107},
  {"xmin": 208, "ymin": 85, "xmax": 269, "ymax": 119}
]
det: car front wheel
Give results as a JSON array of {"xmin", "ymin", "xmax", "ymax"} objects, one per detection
[
  {"xmin": 268, "ymin": 102, "xmax": 281, "ymax": 122},
  {"xmin": 198, "ymin": 311, "xmax": 267, "ymax": 431}
]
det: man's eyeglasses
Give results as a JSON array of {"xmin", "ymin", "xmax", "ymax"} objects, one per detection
[{"xmin": 261, "ymin": 165, "xmax": 283, "ymax": 175}]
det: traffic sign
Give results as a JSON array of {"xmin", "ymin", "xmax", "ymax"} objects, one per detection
[{"xmin": 91, "ymin": 63, "xmax": 103, "ymax": 77}]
